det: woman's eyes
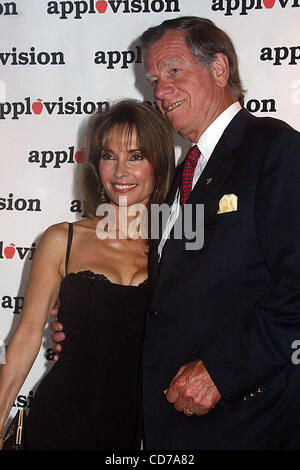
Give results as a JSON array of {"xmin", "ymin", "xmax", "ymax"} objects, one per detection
[
  {"xmin": 101, "ymin": 153, "xmax": 143, "ymax": 161},
  {"xmin": 130, "ymin": 153, "xmax": 143, "ymax": 161},
  {"xmin": 101, "ymin": 153, "xmax": 115, "ymax": 160}
]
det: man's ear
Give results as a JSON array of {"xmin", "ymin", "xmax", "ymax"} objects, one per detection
[{"xmin": 211, "ymin": 53, "xmax": 230, "ymax": 88}]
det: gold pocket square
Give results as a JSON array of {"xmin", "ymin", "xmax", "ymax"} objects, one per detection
[{"xmin": 217, "ymin": 194, "xmax": 238, "ymax": 214}]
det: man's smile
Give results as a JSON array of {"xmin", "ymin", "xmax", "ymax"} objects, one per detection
[{"xmin": 163, "ymin": 100, "xmax": 185, "ymax": 113}]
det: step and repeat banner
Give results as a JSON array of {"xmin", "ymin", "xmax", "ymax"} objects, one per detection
[{"xmin": 0, "ymin": 0, "xmax": 299, "ymax": 426}]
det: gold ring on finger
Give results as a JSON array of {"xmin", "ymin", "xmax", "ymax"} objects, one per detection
[{"xmin": 183, "ymin": 407, "xmax": 194, "ymax": 416}]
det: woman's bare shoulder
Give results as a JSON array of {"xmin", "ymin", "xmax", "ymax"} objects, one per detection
[
  {"xmin": 42, "ymin": 221, "xmax": 70, "ymax": 244},
  {"xmin": 29, "ymin": 222, "xmax": 71, "ymax": 277},
  {"xmin": 73, "ymin": 217, "xmax": 99, "ymax": 230},
  {"xmin": 35, "ymin": 222, "xmax": 73, "ymax": 261}
]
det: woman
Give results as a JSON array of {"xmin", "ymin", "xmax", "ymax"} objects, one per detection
[{"xmin": 0, "ymin": 100, "xmax": 174, "ymax": 450}]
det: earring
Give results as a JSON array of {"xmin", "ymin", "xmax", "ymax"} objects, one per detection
[{"xmin": 100, "ymin": 188, "xmax": 106, "ymax": 204}]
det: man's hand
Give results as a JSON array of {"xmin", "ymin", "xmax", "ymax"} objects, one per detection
[
  {"xmin": 165, "ymin": 360, "xmax": 221, "ymax": 416},
  {"xmin": 49, "ymin": 300, "xmax": 65, "ymax": 361}
]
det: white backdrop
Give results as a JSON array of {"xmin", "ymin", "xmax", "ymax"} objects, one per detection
[{"xmin": 0, "ymin": 0, "xmax": 299, "ymax": 428}]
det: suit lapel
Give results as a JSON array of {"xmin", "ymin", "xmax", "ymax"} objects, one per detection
[
  {"xmin": 148, "ymin": 161, "xmax": 184, "ymax": 289},
  {"xmin": 150, "ymin": 108, "xmax": 255, "ymax": 306}
]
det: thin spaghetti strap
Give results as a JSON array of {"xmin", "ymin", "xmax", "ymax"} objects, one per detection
[{"xmin": 65, "ymin": 223, "xmax": 73, "ymax": 276}]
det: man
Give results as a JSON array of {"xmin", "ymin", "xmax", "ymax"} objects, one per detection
[{"xmin": 52, "ymin": 17, "xmax": 300, "ymax": 449}]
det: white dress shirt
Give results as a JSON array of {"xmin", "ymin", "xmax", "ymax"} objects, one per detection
[{"xmin": 158, "ymin": 101, "xmax": 242, "ymax": 259}]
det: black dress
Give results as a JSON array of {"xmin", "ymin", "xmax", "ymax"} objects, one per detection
[{"xmin": 26, "ymin": 223, "xmax": 148, "ymax": 450}]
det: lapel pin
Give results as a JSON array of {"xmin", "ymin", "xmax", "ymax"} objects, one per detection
[{"xmin": 206, "ymin": 178, "xmax": 213, "ymax": 185}]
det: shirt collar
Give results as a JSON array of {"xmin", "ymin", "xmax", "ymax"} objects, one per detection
[{"xmin": 194, "ymin": 101, "xmax": 242, "ymax": 161}]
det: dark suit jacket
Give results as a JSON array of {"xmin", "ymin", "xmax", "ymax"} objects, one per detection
[{"xmin": 142, "ymin": 108, "xmax": 300, "ymax": 450}]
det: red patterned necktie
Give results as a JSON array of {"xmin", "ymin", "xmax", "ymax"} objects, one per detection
[{"xmin": 180, "ymin": 145, "xmax": 201, "ymax": 206}]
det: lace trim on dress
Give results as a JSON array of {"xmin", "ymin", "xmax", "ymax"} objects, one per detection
[{"xmin": 65, "ymin": 270, "xmax": 149, "ymax": 288}]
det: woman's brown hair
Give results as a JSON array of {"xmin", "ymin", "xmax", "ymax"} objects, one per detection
[{"xmin": 82, "ymin": 99, "xmax": 175, "ymax": 216}]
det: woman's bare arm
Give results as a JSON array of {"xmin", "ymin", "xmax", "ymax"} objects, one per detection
[{"xmin": 0, "ymin": 223, "xmax": 68, "ymax": 445}]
